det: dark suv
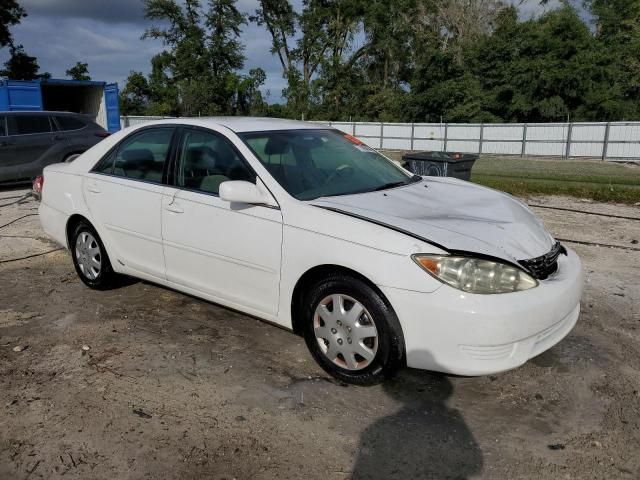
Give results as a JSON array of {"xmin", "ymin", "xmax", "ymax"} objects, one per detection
[{"xmin": 0, "ymin": 111, "xmax": 109, "ymax": 184}]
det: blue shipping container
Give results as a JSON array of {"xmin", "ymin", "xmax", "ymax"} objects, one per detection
[{"xmin": 0, "ymin": 78, "xmax": 120, "ymax": 133}]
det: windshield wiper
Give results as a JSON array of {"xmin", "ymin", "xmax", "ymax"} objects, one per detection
[{"xmin": 371, "ymin": 175, "xmax": 422, "ymax": 192}]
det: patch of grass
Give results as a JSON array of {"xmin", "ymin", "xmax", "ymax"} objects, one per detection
[{"xmin": 381, "ymin": 151, "xmax": 640, "ymax": 204}]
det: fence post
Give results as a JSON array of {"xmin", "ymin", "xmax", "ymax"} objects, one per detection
[
  {"xmin": 443, "ymin": 123, "xmax": 448, "ymax": 152},
  {"xmin": 602, "ymin": 122, "xmax": 611, "ymax": 161},
  {"xmin": 565, "ymin": 122, "xmax": 573, "ymax": 158},
  {"xmin": 521, "ymin": 123, "xmax": 527, "ymax": 157},
  {"xmin": 380, "ymin": 122, "xmax": 384, "ymax": 149},
  {"xmin": 479, "ymin": 123, "xmax": 484, "ymax": 155},
  {"xmin": 410, "ymin": 122, "xmax": 415, "ymax": 151}
]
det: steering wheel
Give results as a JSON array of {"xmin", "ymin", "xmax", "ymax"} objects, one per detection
[{"xmin": 324, "ymin": 164, "xmax": 355, "ymax": 185}]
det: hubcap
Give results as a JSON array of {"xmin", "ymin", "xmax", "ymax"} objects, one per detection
[
  {"xmin": 313, "ymin": 294, "xmax": 378, "ymax": 371},
  {"xmin": 75, "ymin": 231, "xmax": 102, "ymax": 280}
]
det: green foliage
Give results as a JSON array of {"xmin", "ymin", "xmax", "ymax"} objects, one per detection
[
  {"xmin": 125, "ymin": 0, "xmax": 640, "ymax": 122},
  {"xmin": 0, "ymin": 44, "xmax": 48, "ymax": 80},
  {"xmin": 120, "ymin": 71, "xmax": 151, "ymax": 115},
  {"xmin": 0, "ymin": 0, "xmax": 25, "ymax": 48},
  {"xmin": 66, "ymin": 61, "xmax": 91, "ymax": 81},
  {"xmin": 253, "ymin": 0, "xmax": 640, "ymax": 122},
  {"xmin": 139, "ymin": 0, "xmax": 262, "ymax": 116}
]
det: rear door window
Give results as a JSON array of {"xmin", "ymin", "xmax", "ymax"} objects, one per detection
[
  {"xmin": 55, "ymin": 116, "xmax": 86, "ymax": 131},
  {"xmin": 94, "ymin": 128, "xmax": 174, "ymax": 184},
  {"xmin": 0, "ymin": 116, "xmax": 5, "ymax": 136},
  {"xmin": 7, "ymin": 115, "xmax": 52, "ymax": 135}
]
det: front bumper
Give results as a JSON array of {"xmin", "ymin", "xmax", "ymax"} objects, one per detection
[{"xmin": 381, "ymin": 247, "xmax": 583, "ymax": 376}]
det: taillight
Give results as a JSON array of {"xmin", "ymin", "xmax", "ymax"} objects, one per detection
[
  {"xmin": 33, "ymin": 175, "xmax": 44, "ymax": 197},
  {"xmin": 94, "ymin": 131, "xmax": 111, "ymax": 138}
]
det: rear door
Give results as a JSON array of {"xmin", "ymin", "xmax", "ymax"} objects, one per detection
[
  {"xmin": 54, "ymin": 114, "xmax": 101, "ymax": 153},
  {"xmin": 0, "ymin": 115, "xmax": 19, "ymax": 182},
  {"xmin": 4, "ymin": 114, "xmax": 60, "ymax": 181},
  {"xmin": 83, "ymin": 126, "xmax": 175, "ymax": 279}
]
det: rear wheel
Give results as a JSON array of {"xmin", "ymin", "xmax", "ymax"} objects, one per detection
[
  {"xmin": 70, "ymin": 221, "xmax": 117, "ymax": 289},
  {"xmin": 302, "ymin": 274, "xmax": 404, "ymax": 385}
]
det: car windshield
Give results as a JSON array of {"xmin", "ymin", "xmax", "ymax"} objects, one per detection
[{"xmin": 239, "ymin": 129, "xmax": 419, "ymax": 200}]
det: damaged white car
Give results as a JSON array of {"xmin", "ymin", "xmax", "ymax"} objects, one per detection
[{"xmin": 38, "ymin": 118, "xmax": 583, "ymax": 384}]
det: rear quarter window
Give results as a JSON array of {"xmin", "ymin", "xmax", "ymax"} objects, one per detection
[
  {"xmin": 55, "ymin": 116, "xmax": 86, "ymax": 131},
  {"xmin": 7, "ymin": 115, "xmax": 52, "ymax": 135}
]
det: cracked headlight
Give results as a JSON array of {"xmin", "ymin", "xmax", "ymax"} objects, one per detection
[{"xmin": 412, "ymin": 254, "xmax": 538, "ymax": 294}]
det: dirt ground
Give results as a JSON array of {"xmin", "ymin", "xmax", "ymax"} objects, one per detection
[{"xmin": 1, "ymin": 187, "xmax": 639, "ymax": 479}]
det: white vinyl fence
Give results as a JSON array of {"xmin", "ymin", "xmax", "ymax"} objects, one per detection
[
  {"xmin": 120, "ymin": 116, "xmax": 640, "ymax": 161},
  {"xmin": 120, "ymin": 115, "xmax": 174, "ymax": 128},
  {"xmin": 318, "ymin": 121, "xmax": 640, "ymax": 161}
]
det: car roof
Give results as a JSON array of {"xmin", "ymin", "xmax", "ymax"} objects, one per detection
[
  {"xmin": 143, "ymin": 117, "xmax": 328, "ymax": 133},
  {"xmin": 0, "ymin": 111, "xmax": 86, "ymax": 116}
]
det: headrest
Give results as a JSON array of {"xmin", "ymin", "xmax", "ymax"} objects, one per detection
[
  {"xmin": 265, "ymin": 135, "xmax": 290, "ymax": 155},
  {"xmin": 121, "ymin": 148, "xmax": 154, "ymax": 163},
  {"xmin": 186, "ymin": 146, "xmax": 218, "ymax": 165}
]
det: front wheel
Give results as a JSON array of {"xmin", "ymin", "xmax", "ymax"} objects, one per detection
[
  {"xmin": 302, "ymin": 275, "xmax": 405, "ymax": 385},
  {"xmin": 70, "ymin": 221, "xmax": 117, "ymax": 290}
]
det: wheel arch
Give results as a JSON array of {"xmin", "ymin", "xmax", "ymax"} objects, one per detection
[
  {"xmin": 65, "ymin": 213, "xmax": 92, "ymax": 249},
  {"xmin": 290, "ymin": 264, "xmax": 398, "ymax": 337}
]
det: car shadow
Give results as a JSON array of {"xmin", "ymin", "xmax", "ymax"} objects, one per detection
[{"xmin": 352, "ymin": 355, "xmax": 483, "ymax": 480}]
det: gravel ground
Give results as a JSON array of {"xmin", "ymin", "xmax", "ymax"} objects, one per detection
[{"xmin": 0, "ymin": 187, "xmax": 639, "ymax": 479}]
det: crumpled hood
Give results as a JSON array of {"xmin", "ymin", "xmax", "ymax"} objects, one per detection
[{"xmin": 310, "ymin": 177, "xmax": 555, "ymax": 263}]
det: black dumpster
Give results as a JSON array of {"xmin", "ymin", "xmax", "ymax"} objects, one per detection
[{"xmin": 402, "ymin": 151, "xmax": 478, "ymax": 181}]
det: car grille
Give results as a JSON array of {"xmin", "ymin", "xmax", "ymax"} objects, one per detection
[{"xmin": 518, "ymin": 242, "xmax": 566, "ymax": 280}]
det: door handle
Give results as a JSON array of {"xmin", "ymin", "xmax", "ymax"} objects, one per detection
[
  {"xmin": 54, "ymin": 135, "xmax": 64, "ymax": 141},
  {"xmin": 86, "ymin": 185, "xmax": 101, "ymax": 194},
  {"xmin": 164, "ymin": 204, "xmax": 184, "ymax": 214},
  {"xmin": 0, "ymin": 141, "xmax": 13, "ymax": 147}
]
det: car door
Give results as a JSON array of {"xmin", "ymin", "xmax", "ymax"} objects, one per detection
[
  {"xmin": 83, "ymin": 126, "xmax": 175, "ymax": 280},
  {"xmin": 0, "ymin": 114, "xmax": 51, "ymax": 182},
  {"xmin": 54, "ymin": 114, "xmax": 105, "ymax": 154},
  {"xmin": 0, "ymin": 115, "xmax": 17, "ymax": 183},
  {"xmin": 161, "ymin": 126, "xmax": 283, "ymax": 318}
]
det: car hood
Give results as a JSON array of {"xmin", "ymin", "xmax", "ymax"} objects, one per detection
[{"xmin": 310, "ymin": 177, "xmax": 555, "ymax": 263}]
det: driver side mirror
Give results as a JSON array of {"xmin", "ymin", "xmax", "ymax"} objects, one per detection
[{"xmin": 219, "ymin": 180, "xmax": 278, "ymax": 207}]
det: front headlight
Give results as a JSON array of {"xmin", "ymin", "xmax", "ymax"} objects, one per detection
[{"xmin": 412, "ymin": 254, "xmax": 538, "ymax": 294}]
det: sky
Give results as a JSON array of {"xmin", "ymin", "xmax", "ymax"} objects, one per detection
[{"xmin": 0, "ymin": 0, "xmax": 570, "ymax": 104}]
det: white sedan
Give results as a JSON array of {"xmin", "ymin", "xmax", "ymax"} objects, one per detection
[{"xmin": 38, "ymin": 118, "xmax": 583, "ymax": 384}]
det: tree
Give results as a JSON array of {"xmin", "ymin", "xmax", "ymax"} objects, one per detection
[
  {"xmin": 0, "ymin": 44, "xmax": 42, "ymax": 80},
  {"xmin": 236, "ymin": 67, "xmax": 268, "ymax": 115},
  {"xmin": 253, "ymin": 0, "xmax": 364, "ymax": 118},
  {"xmin": 472, "ymin": 6, "xmax": 620, "ymax": 122},
  {"xmin": 0, "ymin": 0, "xmax": 25, "ymax": 48},
  {"xmin": 142, "ymin": 0, "xmax": 250, "ymax": 115},
  {"xmin": 120, "ymin": 71, "xmax": 151, "ymax": 115},
  {"xmin": 205, "ymin": 0, "xmax": 247, "ymax": 113},
  {"xmin": 66, "ymin": 61, "xmax": 91, "ymax": 81},
  {"xmin": 587, "ymin": 0, "xmax": 640, "ymax": 119},
  {"xmin": 147, "ymin": 51, "xmax": 180, "ymax": 115}
]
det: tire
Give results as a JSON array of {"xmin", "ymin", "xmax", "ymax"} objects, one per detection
[
  {"xmin": 70, "ymin": 221, "xmax": 117, "ymax": 290},
  {"xmin": 302, "ymin": 274, "xmax": 405, "ymax": 385}
]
